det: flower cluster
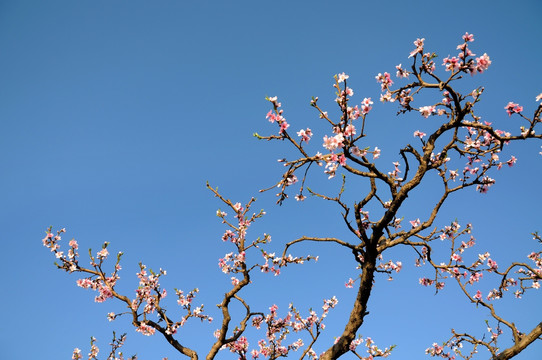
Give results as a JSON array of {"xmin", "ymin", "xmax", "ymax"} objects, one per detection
[
  {"xmin": 375, "ymin": 72, "xmax": 393, "ymax": 91},
  {"xmin": 408, "ymin": 37, "xmax": 425, "ymax": 58},
  {"xmin": 425, "ymin": 342, "xmax": 452, "ymax": 358},
  {"xmin": 504, "ymin": 101, "xmax": 523, "ymax": 116},
  {"xmin": 266, "ymin": 96, "xmax": 289, "ymax": 134},
  {"xmin": 43, "ymin": 225, "xmax": 214, "ymax": 348},
  {"xmin": 76, "ymin": 274, "xmax": 118, "ymax": 303},
  {"xmin": 441, "ymin": 33, "xmax": 491, "ymax": 75},
  {"xmin": 218, "ymin": 251, "xmax": 246, "ymax": 274},
  {"xmin": 377, "ymin": 259, "xmax": 403, "ymax": 276},
  {"xmin": 259, "ymin": 251, "xmax": 317, "ymax": 276},
  {"xmin": 47, "ymin": 33, "xmax": 542, "ymax": 360},
  {"xmin": 416, "ymin": 221, "xmax": 541, "ymax": 309},
  {"xmin": 297, "ymin": 128, "xmax": 312, "ymax": 143},
  {"xmin": 42, "ymin": 227, "xmax": 79, "ymax": 271},
  {"xmin": 346, "ymin": 335, "xmax": 395, "ymax": 360},
  {"xmin": 222, "ymin": 336, "xmax": 249, "ymax": 358},
  {"xmin": 136, "ymin": 322, "xmax": 156, "ymax": 336},
  {"xmin": 248, "ymin": 298, "xmax": 338, "ymax": 359}
]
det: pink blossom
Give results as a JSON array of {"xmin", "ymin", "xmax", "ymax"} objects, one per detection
[
  {"xmin": 136, "ymin": 322, "xmax": 156, "ymax": 336},
  {"xmin": 487, "ymin": 289, "xmax": 502, "ymax": 301},
  {"xmin": 419, "ymin": 105, "xmax": 435, "ymax": 118},
  {"xmin": 395, "ymin": 64, "xmax": 410, "ymax": 78},
  {"xmin": 487, "ymin": 258, "xmax": 498, "ymax": 271},
  {"xmin": 443, "ymin": 56, "xmax": 461, "ymax": 71},
  {"xmin": 536, "ymin": 93, "xmax": 542, "ymax": 102},
  {"xmin": 504, "ymin": 102, "xmax": 523, "ymax": 116},
  {"xmin": 373, "ymin": 147, "xmax": 381, "ymax": 159},
  {"xmin": 410, "ymin": 218, "xmax": 421, "ymax": 227},
  {"xmin": 425, "ymin": 343, "xmax": 444, "ymax": 356},
  {"xmin": 449, "ymin": 170, "xmax": 458, "ymax": 181},
  {"xmin": 375, "ymin": 72, "xmax": 393, "ymax": 91},
  {"xmin": 413, "ymin": 130, "xmax": 426, "ymax": 139},
  {"xmin": 349, "ymin": 105, "xmax": 361, "ymax": 120},
  {"xmin": 442, "ymin": 91, "xmax": 452, "ymax": 105},
  {"xmin": 286, "ymin": 173, "xmax": 298, "ymax": 185},
  {"xmin": 324, "ymin": 161, "xmax": 338, "ymax": 179},
  {"xmin": 279, "ymin": 120, "xmax": 290, "ymax": 134},
  {"xmin": 297, "ymin": 128, "xmax": 312, "ymax": 143},
  {"xmin": 476, "ymin": 176, "xmax": 495, "ymax": 193},
  {"xmin": 388, "ymin": 161, "xmax": 401, "ymax": 179},
  {"xmin": 520, "ymin": 126, "xmax": 533, "ymax": 137},
  {"xmin": 451, "ymin": 253, "xmax": 462, "ymax": 263},
  {"xmin": 361, "ymin": 97, "xmax": 373, "ymax": 114},
  {"xmin": 323, "ymin": 133, "xmax": 344, "ymax": 151},
  {"xmin": 345, "ymin": 278, "xmax": 355, "ymax": 288},
  {"xmin": 233, "ymin": 202, "xmax": 243, "ymax": 213},
  {"xmin": 323, "ymin": 135, "xmax": 337, "ymax": 151},
  {"xmin": 97, "ymin": 248, "xmax": 109, "ymax": 259},
  {"xmin": 339, "ymin": 154, "xmax": 347, "ymax": 166},
  {"xmin": 468, "ymin": 272, "xmax": 483, "ymax": 284},
  {"xmin": 344, "ymin": 124, "xmax": 356, "ymax": 137},
  {"xmin": 380, "ymin": 91, "xmax": 394, "ymax": 102},
  {"xmin": 222, "ymin": 230, "xmax": 236, "ymax": 242},
  {"xmin": 72, "ymin": 348, "xmax": 82, "ymax": 360},
  {"xmin": 266, "ymin": 110, "xmax": 276, "ymax": 123},
  {"xmin": 475, "ymin": 53, "xmax": 491, "ymax": 73},
  {"xmin": 267, "ymin": 96, "xmax": 281, "ymax": 108},
  {"xmin": 337, "ymin": 72, "xmax": 349, "ymax": 83},
  {"xmin": 463, "ymin": 32, "xmax": 474, "ymax": 42},
  {"xmin": 324, "ymin": 296, "xmax": 339, "ymax": 310},
  {"xmin": 351, "ymin": 338, "xmax": 364, "ymax": 352},
  {"xmin": 76, "ymin": 278, "xmax": 93, "ymax": 288},
  {"xmin": 409, "ymin": 38, "xmax": 425, "ymax": 58},
  {"xmin": 379, "ymin": 259, "xmax": 402, "ymax": 273},
  {"xmin": 350, "ymin": 146, "xmax": 367, "ymax": 157},
  {"xmin": 419, "ymin": 277, "xmax": 434, "ymax": 286},
  {"xmin": 95, "ymin": 283, "xmax": 113, "ymax": 303}
]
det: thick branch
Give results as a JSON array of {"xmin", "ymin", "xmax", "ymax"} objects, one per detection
[
  {"xmin": 495, "ymin": 322, "xmax": 542, "ymax": 360},
  {"xmin": 320, "ymin": 253, "xmax": 377, "ymax": 360}
]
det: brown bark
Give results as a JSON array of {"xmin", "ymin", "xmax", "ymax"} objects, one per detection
[
  {"xmin": 495, "ymin": 322, "xmax": 542, "ymax": 360},
  {"xmin": 320, "ymin": 253, "xmax": 377, "ymax": 360}
]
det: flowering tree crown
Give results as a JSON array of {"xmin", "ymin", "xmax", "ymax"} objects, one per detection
[{"xmin": 44, "ymin": 33, "xmax": 541, "ymax": 360}]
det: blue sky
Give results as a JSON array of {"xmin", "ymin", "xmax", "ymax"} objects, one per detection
[{"xmin": 1, "ymin": 1, "xmax": 541, "ymax": 359}]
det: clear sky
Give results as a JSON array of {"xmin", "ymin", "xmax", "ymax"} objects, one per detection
[{"xmin": 1, "ymin": 1, "xmax": 541, "ymax": 359}]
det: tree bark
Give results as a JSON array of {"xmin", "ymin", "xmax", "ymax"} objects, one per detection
[
  {"xmin": 320, "ymin": 253, "xmax": 377, "ymax": 360},
  {"xmin": 495, "ymin": 322, "xmax": 542, "ymax": 360}
]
